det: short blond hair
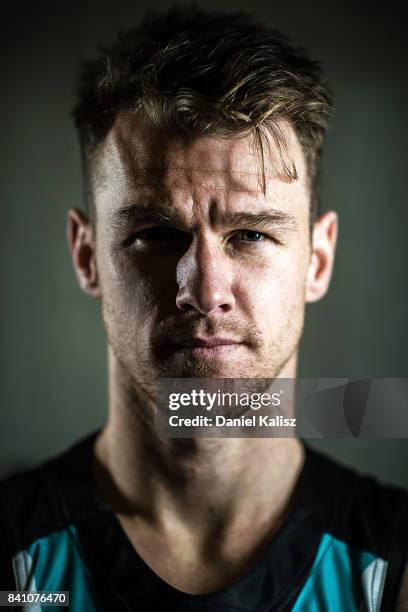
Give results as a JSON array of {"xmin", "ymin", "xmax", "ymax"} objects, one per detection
[{"xmin": 73, "ymin": 5, "xmax": 333, "ymax": 229}]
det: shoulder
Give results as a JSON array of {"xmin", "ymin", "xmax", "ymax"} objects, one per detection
[
  {"xmin": 304, "ymin": 444, "xmax": 408, "ymax": 542},
  {"xmin": 0, "ymin": 461, "xmax": 59, "ymax": 590},
  {"xmin": 0, "ymin": 430, "xmax": 103, "ymax": 591},
  {"xmin": 304, "ymin": 444, "xmax": 408, "ymax": 610},
  {"xmin": 0, "ymin": 461, "xmax": 61, "ymax": 550},
  {"xmin": 0, "ymin": 430, "xmax": 101, "ymax": 558}
]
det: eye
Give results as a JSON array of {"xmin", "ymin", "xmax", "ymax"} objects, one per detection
[
  {"xmin": 128, "ymin": 226, "xmax": 191, "ymax": 250},
  {"xmin": 233, "ymin": 230, "xmax": 267, "ymax": 242},
  {"xmin": 137, "ymin": 227, "xmax": 181, "ymax": 240}
]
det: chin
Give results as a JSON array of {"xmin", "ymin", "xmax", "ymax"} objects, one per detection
[{"xmin": 155, "ymin": 356, "xmax": 268, "ymax": 379}]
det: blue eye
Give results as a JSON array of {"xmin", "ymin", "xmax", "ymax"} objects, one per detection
[{"xmin": 235, "ymin": 230, "xmax": 265, "ymax": 242}]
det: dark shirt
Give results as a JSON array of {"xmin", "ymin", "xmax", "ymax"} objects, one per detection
[{"xmin": 0, "ymin": 429, "xmax": 407, "ymax": 611}]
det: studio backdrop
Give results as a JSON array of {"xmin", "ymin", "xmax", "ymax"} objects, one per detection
[{"xmin": 1, "ymin": 0, "xmax": 407, "ymax": 484}]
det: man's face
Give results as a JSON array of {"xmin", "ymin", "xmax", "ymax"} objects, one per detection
[{"xmin": 88, "ymin": 116, "xmax": 313, "ymax": 385}]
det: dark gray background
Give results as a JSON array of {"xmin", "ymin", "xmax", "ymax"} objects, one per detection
[{"xmin": 1, "ymin": 0, "xmax": 407, "ymax": 485}]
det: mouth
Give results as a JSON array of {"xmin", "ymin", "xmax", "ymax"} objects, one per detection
[{"xmin": 169, "ymin": 337, "xmax": 244, "ymax": 358}]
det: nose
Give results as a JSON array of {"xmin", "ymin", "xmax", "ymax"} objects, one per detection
[{"xmin": 175, "ymin": 234, "xmax": 236, "ymax": 315}]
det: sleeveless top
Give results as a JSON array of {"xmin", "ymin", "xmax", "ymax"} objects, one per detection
[{"xmin": 0, "ymin": 428, "xmax": 407, "ymax": 611}]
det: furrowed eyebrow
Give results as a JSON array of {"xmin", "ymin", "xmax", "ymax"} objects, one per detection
[
  {"xmin": 111, "ymin": 203, "xmax": 297, "ymax": 232},
  {"xmin": 214, "ymin": 209, "xmax": 297, "ymax": 231},
  {"xmin": 111, "ymin": 203, "xmax": 182, "ymax": 230}
]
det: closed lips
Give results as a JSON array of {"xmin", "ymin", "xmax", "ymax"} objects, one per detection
[{"xmin": 175, "ymin": 338, "xmax": 241, "ymax": 347}]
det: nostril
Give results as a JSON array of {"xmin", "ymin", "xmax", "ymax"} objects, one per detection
[
  {"xmin": 176, "ymin": 285, "xmax": 235, "ymax": 316},
  {"xmin": 176, "ymin": 300, "xmax": 195, "ymax": 313}
]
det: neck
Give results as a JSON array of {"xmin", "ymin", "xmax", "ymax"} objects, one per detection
[{"xmin": 92, "ymin": 347, "xmax": 305, "ymax": 549}]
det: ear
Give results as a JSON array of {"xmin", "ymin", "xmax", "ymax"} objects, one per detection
[
  {"xmin": 66, "ymin": 208, "xmax": 101, "ymax": 298},
  {"xmin": 305, "ymin": 210, "xmax": 338, "ymax": 303}
]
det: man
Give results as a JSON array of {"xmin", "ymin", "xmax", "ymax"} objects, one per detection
[{"xmin": 0, "ymin": 6, "xmax": 407, "ymax": 611}]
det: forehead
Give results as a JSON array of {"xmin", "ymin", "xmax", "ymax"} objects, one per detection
[{"xmin": 91, "ymin": 114, "xmax": 310, "ymax": 219}]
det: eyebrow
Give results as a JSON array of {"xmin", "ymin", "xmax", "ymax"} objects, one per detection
[
  {"xmin": 216, "ymin": 209, "xmax": 297, "ymax": 231},
  {"xmin": 111, "ymin": 202, "xmax": 297, "ymax": 232},
  {"xmin": 111, "ymin": 203, "xmax": 182, "ymax": 230}
]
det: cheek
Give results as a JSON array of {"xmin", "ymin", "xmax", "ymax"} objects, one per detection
[
  {"xmin": 98, "ymin": 249, "xmax": 165, "ymax": 326},
  {"xmin": 233, "ymin": 247, "xmax": 308, "ymax": 318}
]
